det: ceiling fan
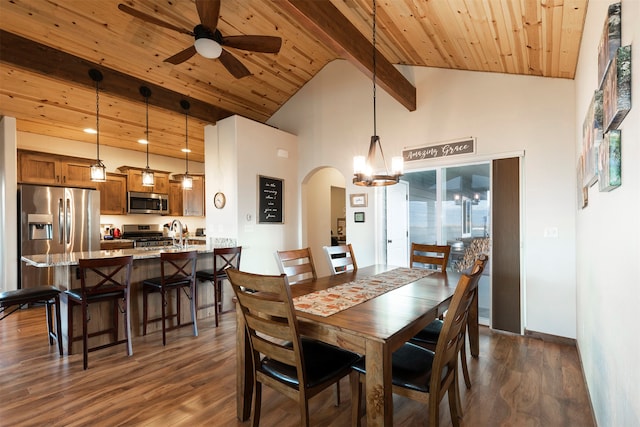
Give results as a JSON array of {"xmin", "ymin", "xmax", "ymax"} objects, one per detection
[{"xmin": 118, "ymin": 0, "xmax": 282, "ymax": 79}]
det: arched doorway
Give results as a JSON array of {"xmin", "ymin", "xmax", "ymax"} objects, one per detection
[{"xmin": 301, "ymin": 167, "xmax": 346, "ymax": 278}]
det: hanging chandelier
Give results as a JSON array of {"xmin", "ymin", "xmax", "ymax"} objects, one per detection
[
  {"xmin": 89, "ymin": 69, "xmax": 106, "ymax": 182},
  {"xmin": 353, "ymin": 0, "xmax": 403, "ymax": 187},
  {"xmin": 181, "ymin": 100, "xmax": 193, "ymax": 190},
  {"xmin": 139, "ymin": 86, "xmax": 154, "ymax": 187}
]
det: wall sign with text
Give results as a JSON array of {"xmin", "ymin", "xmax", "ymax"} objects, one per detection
[
  {"xmin": 403, "ymin": 137, "xmax": 476, "ymax": 162},
  {"xmin": 258, "ymin": 175, "xmax": 284, "ymax": 223}
]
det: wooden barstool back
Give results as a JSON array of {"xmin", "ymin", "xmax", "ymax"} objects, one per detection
[
  {"xmin": 66, "ymin": 255, "xmax": 133, "ymax": 369},
  {"xmin": 195, "ymin": 246, "xmax": 242, "ymax": 326}
]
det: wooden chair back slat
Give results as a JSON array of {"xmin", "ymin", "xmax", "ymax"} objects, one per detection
[
  {"xmin": 323, "ymin": 244, "xmax": 358, "ymax": 275},
  {"xmin": 275, "ymin": 248, "xmax": 317, "ymax": 284},
  {"xmin": 410, "ymin": 243, "xmax": 451, "ymax": 272}
]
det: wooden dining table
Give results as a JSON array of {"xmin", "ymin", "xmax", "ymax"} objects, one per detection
[{"xmin": 235, "ymin": 265, "xmax": 478, "ymax": 426}]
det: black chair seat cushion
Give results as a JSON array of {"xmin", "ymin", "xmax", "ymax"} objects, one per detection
[
  {"xmin": 143, "ymin": 277, "xmax": 192, "ymax": 289},
  {"xmin": 352, "ymin": 342, "xmax": 440, "ymax": 393},
  {"xmin": 195, "ymin": 269, "xmax": 228, "ymax": 281},
  {"xmin": 0, "ymin": 286, "xmax": 60, "ymax": 307},
  {"xmin": 65, "ymin": 287, "xmax": 123, "ymax": 301},
  {"xmin": 410, "ymin": 319, "xmax": 443, "ymax": 344},
  {"xmin": 260, "ymin": 338, "xmax": 360, "ymax": 390}
]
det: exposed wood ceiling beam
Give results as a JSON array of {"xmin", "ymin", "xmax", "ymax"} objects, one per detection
[
  {"xmin": 0, "ymin": 30, "xmax": 233, "ymax": 124},
  {"xmin": 276, "ymin": 0, "xmax": 416, "ymax": 112}
]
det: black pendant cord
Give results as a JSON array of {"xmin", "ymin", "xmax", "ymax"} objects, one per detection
[
  {"xmin": 145, "ymin": 94, "xmax": 150, "ymax": 167},
  {"xmin": 371, "ymin": 0, "xmax": 389, "ymax": 172},
  {"xmin": 184, "ymin": 107, "xmax": 189, "ymax": 174},
  {"xmin": 95, "ymin": 79, "xmax": 100, "ymax": 161},
  {"xmin": 372, "ymin": 0, "xmax": 377, "ymax": 139}
]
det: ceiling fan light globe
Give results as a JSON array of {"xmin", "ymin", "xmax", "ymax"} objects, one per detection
[{"xmin": 195, "ymin": 38, "xmax": 222, "ymax": 59}]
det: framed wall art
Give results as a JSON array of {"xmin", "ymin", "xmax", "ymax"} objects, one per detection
[
  {"xmin": 350, "ymin": 193, "xmax": 368, "ymax": 207},
  {"xmin": 354, "ymin": 212, "xmax": 365, "ymax": 223},
  {"xmin": 602, "ymin": 45, "xmax": 632, "ymax": 132},
  {"xmin": 582, "ymin": 90, "xmax": 603, "ymax": 187},
  {"xmin": 597, "ymin": 3, "xmax": 621, "ymax": 88},
  {"xmin": 598, "ymin": 130, "xmax": 621, "ymax": 192},
  {"xmin": 577, "ymin": 155, "xmax": 588, "ymax": 209}
]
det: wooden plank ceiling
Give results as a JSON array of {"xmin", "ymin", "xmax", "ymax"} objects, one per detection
[{"xmin": 0, "ymin": 0, "xmax": 587, "ymax": 163}]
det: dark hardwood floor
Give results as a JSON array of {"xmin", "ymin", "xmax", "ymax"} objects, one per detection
[{"xmin": 0, "ymin": 306, "xmax": 594, "ymax": 426}]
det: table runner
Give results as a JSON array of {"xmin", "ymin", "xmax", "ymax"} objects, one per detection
[{"xmin": 293, "ymin": 267, "xmax": 434, "ymax": 317}]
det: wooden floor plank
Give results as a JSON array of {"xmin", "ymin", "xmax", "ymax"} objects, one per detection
[{"xmin": 0, "ymin": 306, "xmax": 594, "ymax": 426}]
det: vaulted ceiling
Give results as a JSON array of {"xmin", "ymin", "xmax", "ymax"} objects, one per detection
[{"xmin": 0, "ymin": 0, "xmax": 587, "ymax": 163}]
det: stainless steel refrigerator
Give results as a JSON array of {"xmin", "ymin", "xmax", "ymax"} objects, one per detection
[{"xmin": 18, "ymin": 184, "xmax": 100, "ymax": 289}]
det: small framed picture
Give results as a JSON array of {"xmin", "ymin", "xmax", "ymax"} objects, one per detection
[
  {"xmin": 354, "ymin": 212, "xmax": 365, "ymax": 223},
  {"xmin": 350, "ymin": 193, "xmax": 368, "ymax": 207}
]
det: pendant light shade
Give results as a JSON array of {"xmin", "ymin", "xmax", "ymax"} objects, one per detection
[
  {"xmin": 89, "ymin": 69, "xmax": 106, "ymax": 182},
  {"xmin": 352, "ymin": 0, "xmax": 403, "ymax": 187},
  {"xmin": 181, "ymin": 99, "xmax": 193, "ymax": 190},
  {"xmin": 140, "ymin": 86, "xmax": 154, "ymax": 187}
]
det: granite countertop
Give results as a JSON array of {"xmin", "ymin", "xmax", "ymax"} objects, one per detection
[{"xmin": 22, "ymin": 238, "xmax": 238, "ymax": 267}]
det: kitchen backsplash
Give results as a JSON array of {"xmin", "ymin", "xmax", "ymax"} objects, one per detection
[{"xmin": 100, "ymin": 214, "xmax": 206, "ymax": 239}]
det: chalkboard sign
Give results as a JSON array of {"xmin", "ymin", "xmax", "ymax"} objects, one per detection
[{"xmin": 258, "ymin": 175, "xmax": 284, "ymax": 223}]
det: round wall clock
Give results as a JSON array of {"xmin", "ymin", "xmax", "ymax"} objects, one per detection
[{"xmin": 214, "ymin": 192, "xmax": 226, "ymax": 209}]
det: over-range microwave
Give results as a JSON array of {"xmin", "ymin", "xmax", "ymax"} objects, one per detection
[{"xmin": 127, "ymin": 192, "xmax": 169, "ymax": 215}]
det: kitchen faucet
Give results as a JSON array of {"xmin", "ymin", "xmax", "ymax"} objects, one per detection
[{"xmin": 171, "ymin": 219, "xmax": 184, "ymax": 249}]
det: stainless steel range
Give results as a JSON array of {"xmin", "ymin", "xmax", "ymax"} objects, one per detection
[{"xmin": 121, "ymin": 224, "xmax": 174, "ymax": 248}]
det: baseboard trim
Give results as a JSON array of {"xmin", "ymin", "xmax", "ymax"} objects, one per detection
[
  {"xmin": 576, "ymin": 341, "xmax": 599, "ymax": 427},
  {"xmin": 524, "ymin": 329, "xmax": 576, "ymax": 346}
]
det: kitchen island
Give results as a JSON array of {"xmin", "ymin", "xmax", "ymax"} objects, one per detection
[{"xmin": 21, "ymin": 239, "xmax": 237, "ymax": 354}]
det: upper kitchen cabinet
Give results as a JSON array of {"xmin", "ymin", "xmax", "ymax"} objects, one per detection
[
  {"xmin": 18, "ymin": 150, "xmax": 94, "ymax": 188},
  {"xmin": 168, "ymin": 180, "xmax": 183, "ymax": 216},
  {"xmin": 118, "ymin": 166, "xmax": 170, "ymax": 194},
  {"xmin": 96, "ymin": 173, "xmax": 127, "ymax": 215},
  {"xmin": 171, "ymin": 174, "xmax": 205, "ymax": 217}
]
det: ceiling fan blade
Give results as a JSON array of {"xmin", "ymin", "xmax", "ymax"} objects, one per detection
[
  {"xmin": 222, "ymin": 35, "xmax": 282, "ymax": 54},
  {"xmin": 195, "ymin": 0, "xmax": 220, "ymax": 31},
  {"xmin": 164, "ymin": 46, "xmax": 198, "ymax": 65},
  {"xmin": 118, "ymin": 4, "xmax": 194, "ymax": 36},
  {"xmin": 219, "ymin": 49, "xmax": 251, "ymax": 79}
]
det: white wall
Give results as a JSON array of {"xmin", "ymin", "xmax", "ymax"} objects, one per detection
[
  {"xmin": 0, "ymin": 117, "xmax": 18, "ymax": 293},
  {"xmin": 574, "ymin": 1, "xmax": 640, "ymax": 426},
  {"xmin": 208, "ymin": 116, "xmax": 299, "ymax": 275},
  {"xmin": 269, "ymin": 60, "xmax": 577, "ymax": 339}
]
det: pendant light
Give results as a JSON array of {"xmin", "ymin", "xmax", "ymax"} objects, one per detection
[
  {"xmin": 353, "ymin": 0, "xmax": 403, "ymax": 187},
  {"xmin": 89, "ymin": 69, "xmax": 106, "ymax": 182},
  {"xmin": 139, "ymin": 86, "xmax": 154, "ymax": 187},
  {"xmin": 181, "ymin": 100, "xmax": 193, "ymax": 190}
]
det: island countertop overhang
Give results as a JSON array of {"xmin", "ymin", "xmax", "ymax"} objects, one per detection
[{"xmin": 21, "ymin": 239, "xmax": 237, "ymax": 268}]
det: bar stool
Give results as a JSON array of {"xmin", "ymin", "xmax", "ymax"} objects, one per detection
[
  {"xmin": 0, "ymin": 285, "xmax": 63, "ymax": 356},
  {"xmin": 143, "ymin": 251, "xmax": 198, "ymax": 345},
  {"xmin": 195, "ymin": 246, "xmax": 242, "ymax": 327},
  {"xmin": 65, "ymin": 255, "xmax": 133, "ymax": 369}
]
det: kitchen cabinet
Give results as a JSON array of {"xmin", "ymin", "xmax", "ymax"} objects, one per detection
[
  {"xmin": 18, "ymin": 150, "xmax": 94, "ymax": 188},
  {"xmin": 168, "ymin": 180, "xmax": 183, "ymax": 216},
  {"xmin": 171, "ymin": 174, "xmax": 205, "ymax": 217},
  {"xmin": 118, "ymin": 166, "xmax": 170, "ymax": 194},
  {"xmin": 96, "ymin": 173, "xmax": 127, "ymax": 215}
]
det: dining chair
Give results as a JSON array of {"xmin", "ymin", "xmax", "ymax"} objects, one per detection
[
  {"xmin": 350, "ymin": 268, "xmax": 482, "ymax": 427},
  {"xmin": 65, "ymin": 255, "xmax": 133, "ymax": 369},
  {"xmin": 410, "ymin": 243, "xmax": 451, "ymax": 272},
  {"xmin": 275, "ymin": 247, "xmax": 317, "ymax": 284},
  {"xmin": 142, "ymin": 251, "xmax": 198, "ymax": 346},
  {"xmin": 323, "ymin": 243, "xmax": 358, "ymax": 275},
  {"xmin": 195, "ymin": 246, "xmax": 242, "ymax": 327},
  {"xmin": 227, "ymin": 268, "xmax": 360, "ymax": 427},
  {"xmin": 410, "ymin": 255, "xmax": 488, "ymax": 390},
  {"xmin": 0, "ymin": 285, "xmax": 63, "ymax": 356}
]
